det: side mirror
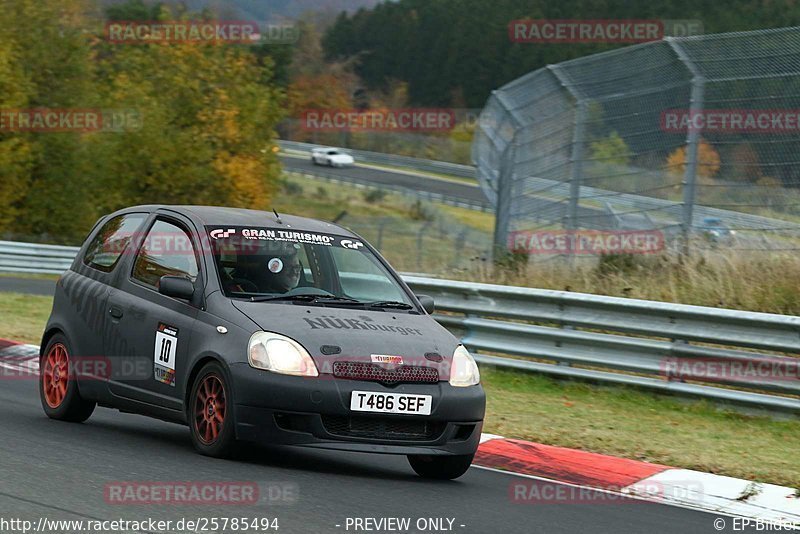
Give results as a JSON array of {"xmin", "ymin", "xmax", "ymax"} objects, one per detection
[
  {"xmin": 416, "ymin": 294, "xmax": 435, "ymax": 314},
  {"xmin": 159, "ymin": 275, "xmax": 195, "ymax": 300}
]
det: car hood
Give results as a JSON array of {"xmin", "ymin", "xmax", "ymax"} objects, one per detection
[{"xmin": 231, "ymin": 301, "xmax": 459, "ymax": 374}]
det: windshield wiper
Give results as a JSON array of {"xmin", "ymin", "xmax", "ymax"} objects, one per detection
[
  {"xmin": 249, "ymin": 294, "xmax": 362, "ymax": 304},
  {"xmin": 365, "ymin": 300, "xmax": 415, "ymax": 310},
  {"xmin": 247, "ymin": 295, "xmax": 414, "ymax": 311}
]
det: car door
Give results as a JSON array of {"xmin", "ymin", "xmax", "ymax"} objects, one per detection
[
  {"xmin": 62, "ymin": 212, "xmax": 149, "ymax": 401},
  {"xmin": 105, "ymin": 214, "xmax": 202, "ymax": 411}
]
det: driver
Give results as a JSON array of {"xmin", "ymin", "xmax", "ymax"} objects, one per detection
[{"xmin": 263, "ymin": 242, "xmax": 302, "ymax": 293}]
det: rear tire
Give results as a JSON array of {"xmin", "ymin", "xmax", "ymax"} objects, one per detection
[
  {"xmin": 189, "ymin": 362, "xmax": 237, "ymax": 458},
  {"xmin": 39, "ymin": 334, "xmax": 96, "ymax": 423},
  {"xmin": 408, "ymin": 453, "xmax": 474, "ymax": 480}
]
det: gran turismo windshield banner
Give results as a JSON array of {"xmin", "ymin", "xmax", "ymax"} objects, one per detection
[{"xmin": 205, "ymin": 226, "xmax": 365, "ymax": 251}]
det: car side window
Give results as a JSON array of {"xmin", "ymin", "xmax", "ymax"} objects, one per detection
[
  {"xmin": 132, "ymin": 219, "xmax": 199, "ymax": 290},
  {"xmin": 83, "ymin": 213, "xmax": 147, "ymax": 273}
]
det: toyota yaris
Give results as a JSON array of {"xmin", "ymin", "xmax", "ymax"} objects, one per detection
[{"xmin": 40, "ymin": 205, "xmax": 485, "ymax": 479}]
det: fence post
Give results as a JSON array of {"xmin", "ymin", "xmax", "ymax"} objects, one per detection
[
  {"xmin": 451, "ymin": 228, "xmax": 469, "ymax": 268},
  {"xmin": 550, "ymin": 65, "xmax": 587, "ymax": 260},
  {"xmin": 491, "ymin": 143, "xmax": 515, "ymax": 260},
  {"xmin": 376, "ymin": 218, "xmax": 389, "ymax": 251},
  {"xmin": 417, "ymin": 221, "xmax": 432, "ymax": 271},
  {"xmin": 668, "ymin": 38, "xmax": 706, "ymax": 257},
  {"xmin": 566, "ymin": 101, "xmax": 587, "ymax": 250}
]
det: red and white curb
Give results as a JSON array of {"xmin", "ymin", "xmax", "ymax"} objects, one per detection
[
  {"xmin": 4, "ymin": 338, "xmax": 799, "ymax": 521},
  {"xmin": 0, "ymin": 339, "xmax": 39, "ymax": 375},
  {"xmin": 475, "ymin": 434, "xmax": 800, "ymax": 523}
]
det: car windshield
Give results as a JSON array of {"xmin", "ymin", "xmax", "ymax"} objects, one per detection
[{"xmin": 208, "ymin": 226, "xmax": 414, "ymax": 307}]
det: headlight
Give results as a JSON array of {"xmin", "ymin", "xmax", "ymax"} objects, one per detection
[
  {"xmin": 248, "ymin": 332, "xmax": 319, "ymax": 377},
  {"xmin": 449, "ymin": 345, "xmax": 480, "ymax": 387}
]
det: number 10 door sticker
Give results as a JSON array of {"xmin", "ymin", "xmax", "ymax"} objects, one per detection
[{"xmin": 154, "ymin": 323, "xmax": 178, "ymax": 387}]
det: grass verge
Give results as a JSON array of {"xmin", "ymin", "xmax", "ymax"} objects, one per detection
[
  {"xmin": 482, "ymin": 367, "xmax": 800, "ymax": 487},
  {"xmin": 0, "ymin": 292, "xmax": 52, "ymax": 345},
  {"xmin": 466, "ymin": 251, "xmax": 800, "ymax": 316},
  {"xmin": 0, "ymin": 272, "xmax": 60, "ymax": 281},
  {"xmin": 1, "ymin": 295, "xmax": 798, "ymax": 487}
]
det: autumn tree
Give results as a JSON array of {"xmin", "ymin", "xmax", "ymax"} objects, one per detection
[
  {"xmin": 666, "ymin": 140, "xmax": 721, "ymax": 179},
  {"xmin": 0, "ymin": 0, "xmax": 98, "ymax": 242},
  {"xmin": 90, "ymin": 41, "xmax": 285, "ymax": 212}
]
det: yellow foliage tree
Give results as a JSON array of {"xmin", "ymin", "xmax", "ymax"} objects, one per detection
[
  {"xmin": 91, "ymin": 40, "xmax": 284, "ymax": 213},
  {"xmin": 0, "ymin": 40, "xmax": 33, "ymax": 233},
  {"xmin": 666, "ymin": 139, "xmax": 721, "ymax": 179}
]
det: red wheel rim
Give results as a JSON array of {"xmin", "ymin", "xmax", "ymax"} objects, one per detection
[
  {"xmin": 194, "ymin": 374, "xmax": 226, "ymax": 445},
  {"xmin": 43, "ymin": 343, "xmax": 69, "ymax": 409}
]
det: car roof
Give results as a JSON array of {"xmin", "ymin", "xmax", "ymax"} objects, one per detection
[{"xmin": 117, "ymin": 205, "xmax": 358, "ymax": 237}]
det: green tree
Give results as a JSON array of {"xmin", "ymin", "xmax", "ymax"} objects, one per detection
[
  {"xmin": 590, "ymin": 132, "xmax": 632, "ymax": 166},
  {"xmin": 0, "ymin": 0, "xmax": 98, "ymax": 242}
]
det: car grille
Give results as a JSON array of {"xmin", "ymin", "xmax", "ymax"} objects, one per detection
[
  {"xmin": 322, "ymin": 415, "xmax": 445, "ymax": 441},
  {"xmin": 332, "ymin": 361, "xmax": 439, "ymax": 384}
]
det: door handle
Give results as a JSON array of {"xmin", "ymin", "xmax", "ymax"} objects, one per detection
[{"xmin": 109, "ymin": 306, "xmax": 124, "ymax": 319}]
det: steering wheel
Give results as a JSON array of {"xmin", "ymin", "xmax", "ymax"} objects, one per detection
[
  {"xmin": 228, "ymin": 279, "xmax": 260, "ymax": 294},
  {"xmin": 282, "ymin": 286, "xmax": 334, "ymax": 297}
]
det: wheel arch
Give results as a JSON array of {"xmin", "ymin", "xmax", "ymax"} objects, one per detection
[
  {"xmin": 184, "ymin": 353, "xmax": 234, "ymax": 420},
  {"xmin": 40, "ymin": 326, "xmax": 66, "ymax": 358}
]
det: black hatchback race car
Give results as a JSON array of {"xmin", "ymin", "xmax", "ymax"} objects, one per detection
[{"xmin": 40, "ymin": 205, "xmax": 485, "ymax": 479}]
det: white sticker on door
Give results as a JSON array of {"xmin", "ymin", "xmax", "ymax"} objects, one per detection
[{"xmin": 154, "ymin": 323, "xmax": 178, "ymax": 387}]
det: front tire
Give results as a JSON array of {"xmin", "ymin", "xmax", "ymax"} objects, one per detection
[
  {"xmin": 39, "ymin": 334, "xmax": 96, "ymax": 423},
  {"xmin": 189, "ymin": 362, "xmax": 237, "ymax": 458},
  {"xmin": 408, "ymin": 453, "xmax": 474, "ymax": 480}
]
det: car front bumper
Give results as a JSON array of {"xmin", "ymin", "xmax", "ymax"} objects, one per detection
[{"xmin": 229, "ymin": 362, "xmax": 485, "ymax": 456}]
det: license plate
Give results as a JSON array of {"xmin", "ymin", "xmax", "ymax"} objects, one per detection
[{"xmin": 350, "ymin": 391, "xmax": 432, "ymax": 415}]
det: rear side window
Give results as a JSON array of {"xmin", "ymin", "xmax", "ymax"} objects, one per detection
[
  {"xmin": 83, "ymin": 213, "xmax": 147, "ymax": 273},
  {"xmin": 132, "ymin": 219, "xmax": 199, "ymax": 289}
]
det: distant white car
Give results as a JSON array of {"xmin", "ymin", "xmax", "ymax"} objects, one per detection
[{"xmin": 310, "ymin": 147, "xmax": 355, "ymax": 168}]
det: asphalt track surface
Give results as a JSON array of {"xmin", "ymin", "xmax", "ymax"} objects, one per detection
[
  {"xmin": 0, "ymin": 375, "xmax": 732, "ymax": 534},
  {"xmin": 0, "ymin": 278, "xmax": 741, "ymax": 534},
  {"xmin": 0, "ymin": 276, "xmax": 56, "ymax": 296},
  {"xmin": 279, "ymin": 155, "xmax": 623, "ymax": 230},
  {"xmin": 279, "ymin": 155, "xmax": 492, "ymax": 208}
]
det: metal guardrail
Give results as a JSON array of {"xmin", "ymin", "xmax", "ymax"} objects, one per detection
[
  {"xmin": 402, "ymin": 276, "xmax": 800, "ymax": 414},
  {"xmin": 2, "ymin": 240, "xmax": 799, "ymax": 413},
  {"xmin": 0, "ymin": 241, "xmax": 78, "ymax": 274}
]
